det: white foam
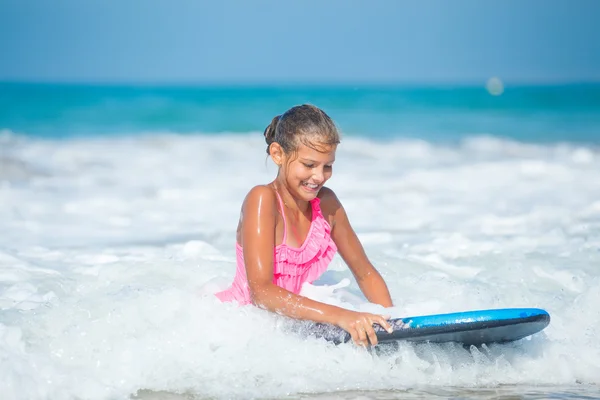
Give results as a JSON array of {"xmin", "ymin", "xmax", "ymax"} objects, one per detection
[{"xmin": 0, "ymin": 131, "xmax": 599, "ymax": 399}]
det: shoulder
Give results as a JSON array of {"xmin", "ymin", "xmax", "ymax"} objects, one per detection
[
  {"xmin": 317, "ymin": 186, "xmax": 340, "ymax": 204},
  {"xmin": 317, "ymin": 186, "xmax": 344, "ymax": 219},
  {"xmin": 243, "ymin": 185, "xmax": 278, "ymax": 211},
  {"xmin": 244, "ymin": 185, "xmax": 277, "ymax": 206}
]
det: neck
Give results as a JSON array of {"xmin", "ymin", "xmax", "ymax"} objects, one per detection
[{"xmin": 272, "ymin": 178, "xmax": 310, "ymax": 213}]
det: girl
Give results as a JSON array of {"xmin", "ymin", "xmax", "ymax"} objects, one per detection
[{"xmin": 215, "ymin": 104, "xmax": 395, "ymax": 347}]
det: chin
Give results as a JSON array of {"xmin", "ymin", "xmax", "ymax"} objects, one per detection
[{"xmin": 298, "ymin": 184, "xmax": 321, "ymax": 200}]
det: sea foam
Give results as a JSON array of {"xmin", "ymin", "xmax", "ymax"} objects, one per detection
[{"xmin": 0, "ymin": 130, "xmax": 599, "ymax": 399}]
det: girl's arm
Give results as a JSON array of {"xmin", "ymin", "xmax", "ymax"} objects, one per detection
[
  {"xmin": 240, "ymin": 185, "xmax": 392, "ymax": 346},
  {"xmin": 319, "ymin": 187, "xmax": 394, "ymax": 308}
]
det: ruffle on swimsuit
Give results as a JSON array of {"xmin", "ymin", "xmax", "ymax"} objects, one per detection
[{"xmin": 215, "ymin": 191, "xmax": 337, "ymax": 305}]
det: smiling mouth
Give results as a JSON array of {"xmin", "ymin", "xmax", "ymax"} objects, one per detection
[{"xmin": 302, "ymin": 182, "xmax": 319, "ymax": 191}]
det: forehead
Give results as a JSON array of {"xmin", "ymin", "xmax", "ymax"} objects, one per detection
[{"xmin": 295, "ymin": 142, "xmax": 337, "ymax": 161}]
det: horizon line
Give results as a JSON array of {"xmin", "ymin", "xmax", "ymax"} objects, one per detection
[{"xmin": 2, "ymin": 76, "xmax": 600, "ymax": 88}]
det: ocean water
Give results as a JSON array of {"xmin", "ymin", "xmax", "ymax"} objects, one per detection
[
  {"xmin": 2, "ymin": 82, "xmax": 600, "ymax": 143},
  {"xmin": 1, "ymin": 83, "xmax": 600, "ymax": 400}
]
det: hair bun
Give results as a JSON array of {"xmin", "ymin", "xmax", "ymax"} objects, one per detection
[{"xmin": 263, "ymin": 115, "xmax": 281, "ymax": 154}]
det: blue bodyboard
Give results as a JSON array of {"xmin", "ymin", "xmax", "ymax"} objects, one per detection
[{"xmin": 306, "ymin": 308, "xmax": 550, "ymax": 346}]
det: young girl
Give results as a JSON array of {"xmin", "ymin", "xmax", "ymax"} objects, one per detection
[{"xmin": 215, "ymin": 104, "xmax": 395, "ymax": 347}]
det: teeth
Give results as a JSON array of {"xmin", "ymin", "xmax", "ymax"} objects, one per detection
[{"xmin": 304, "ymin": 182, "xmax": 318, "ymax": 188}]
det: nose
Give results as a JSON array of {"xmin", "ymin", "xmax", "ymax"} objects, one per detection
[{"xmin": 313, "ymin": 167, "xmax": 325, "ymax": 183}]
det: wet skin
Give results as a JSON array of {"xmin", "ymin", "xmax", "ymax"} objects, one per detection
[{"xmin": 236, "ymin": 141, "xmax": 396, "ymax": 347}]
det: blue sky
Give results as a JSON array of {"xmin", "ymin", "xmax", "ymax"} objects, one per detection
[{"xmin": 1, "ymin": 0, "xmax": 599, "ymax": 84}]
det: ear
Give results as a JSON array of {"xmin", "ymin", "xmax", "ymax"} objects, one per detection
[{"xmin": 269, "ymin": 143, "xmax": 285, "ymax": 166}]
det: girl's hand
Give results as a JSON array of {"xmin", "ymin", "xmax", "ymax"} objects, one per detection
[{"xmin": 335, "ymin": 309, "xmax": 393, "ymax": 347}]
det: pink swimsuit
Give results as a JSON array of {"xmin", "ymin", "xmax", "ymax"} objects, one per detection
[{"xmin": 215, "ymin": 191, "xmax": 338, "ymax": 305}]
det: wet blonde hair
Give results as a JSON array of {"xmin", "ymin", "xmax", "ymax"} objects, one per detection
[{"xmin": 263, "ymin": 104, "xmax": 340, "ymax": 156}]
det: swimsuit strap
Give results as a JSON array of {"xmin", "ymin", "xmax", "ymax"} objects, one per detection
[{"xmin": 273, "ymin": 189, "xmax": 287, "ymax": 244}]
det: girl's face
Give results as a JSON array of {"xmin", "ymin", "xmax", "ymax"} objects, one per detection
[{"xmin": 273, "ymin": 141, "xmax": 337, "ymax": 202}]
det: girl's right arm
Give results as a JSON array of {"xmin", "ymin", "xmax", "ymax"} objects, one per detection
[{"xmin": 240, "ymin": 185, "xmax": 393, "ymax": 346}]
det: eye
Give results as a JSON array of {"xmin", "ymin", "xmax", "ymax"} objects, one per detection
[{"xmin": 303, "ymin": 163, "xmax": 315, "ymax": 168}]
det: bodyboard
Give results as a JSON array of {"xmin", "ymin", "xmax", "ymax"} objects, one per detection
[{"xmin": 305, "ymin": 308, "xmax": 550, "ymax": 346}]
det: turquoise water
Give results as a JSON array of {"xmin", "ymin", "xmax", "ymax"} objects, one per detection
[{"xmin": 1, "ymin": 82, "xmax": 599, "ymax": 143}]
